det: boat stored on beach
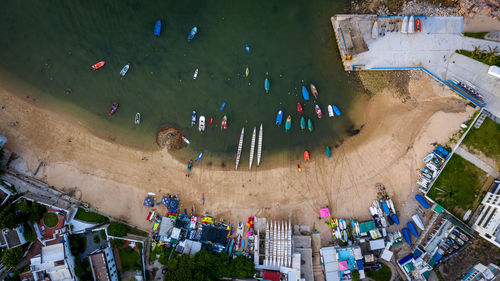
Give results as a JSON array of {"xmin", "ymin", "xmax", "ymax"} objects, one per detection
[
  {"xmin": 265, "ymin": 78, "xmax": 270, "ymax": 94},
  {"xmin": 199, "ymin": 116, "xmax": 205, "ymax": 132},
  {"xmin": 297, "ymin": 102, "xmax": 303, "ymax": 114},
  {"xmin": 257, "ymin": 124, "xmax": 263, "ymax": 167},
  {"xmin": 196, "ymin": 152, "xmax": 203, "ymax": 162},
  {"xmin": 193, "ymin": 68, "xmax": 199, "ymax": 79},
  {"xmin": 235, "ymin": 128, "xmax": 244, "ymax": 170},
  {"xmin": 304, "ymin": 150, "xmax": 310, "ymax": 161},
  {"xmin": 412, "ymin": 214, "xmax": 425, "ymax": 230},
  {"xmin": 120, "ymin": 64, "xmax": 130, "ymax": 77},
  {"xmin": 249, "ymin": 127, "xmax": 256, "ymax": 169},
  {"xmin": 302, "ymin": 86, "xmax": 310, "ymax": 101},
  {"xmin": 415, "ymin": 18, "xmax": 421, "ymax": 32},
  {"xmin": 332, "ymin": 105, "xmax": 341, "ymax": 116},
  {"xmin": 308, "ymin": 119, "xmax": 313, "ymax": 132},
  {"xmin": 285, "ymin": 115, "xmax": 292, "ymax": 131},
  {"xmin": 276, "ymin": 110, "xmax": 283, "ymax": 125},
  {"xmin": 187, "ymin": 160, "xmax": 193, "ymax": 172},
  {"xmin": 408, "ymin": 16, "xmax": 415, "ymax": 34},
  {"xmin": 314, "ymin": 104, "xmax": 323, "ymax": 119},
  {"xmin": 392, "ymin": 213, "xmax": 400, "ymax": 225},
  {"xmin": 109, "ymin": 103, "xmax": 118, "ymax": 115},
  {"xmin": 221, "ymin": 115, "xmax": 228, "ymax": 130},
  {"xmin": 402, "ymin": 228, "xmax": 412, "ymax": 245},
  {"xmin": 191, "ymin": 111, "xmax": 197, "ymax": 126},
  {"xmin": 381, "ymin": 200, "xmax": 390, "ymax": 215},
  {"xmin": 154, "ymin": 20, "xmax": 161, "ymax": 36},
  {"xmin": 300, "ymin": 116, "xmax": 306, "ymax": 130},
  {"xmin": 407, "ymin": 221, "xmax": 419, "ymax": 237},
  {"xmin": 188, "ymin": 27, "xmax": 198, "ymax": 41},
  {"xmin": 91, "ymin": 61, "xmax": 105, "ymax": 71},
  {"xmin": 310, "ymin": 83, "xmax": 318, "ymax": 99},
  {"xmin": 326, "ymin": 146, "xmax": 331, "ymax": 158},
  {"xmin": 135, "ymin": 113, "xmax": 141, "ymax": 124},
  {"xmin": 415, "ymin": 194, "xmax": 429, "ymax": 209},
  {"xmin": 328, "ymin": 105, "xmax": 334, "ymax": 117}
]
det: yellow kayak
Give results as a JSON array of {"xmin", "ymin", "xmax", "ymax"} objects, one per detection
[{"xmin": 245, "ymin": 67, "xmax": 249, "ymax": 77}]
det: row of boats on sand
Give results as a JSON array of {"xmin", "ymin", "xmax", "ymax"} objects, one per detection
[{"xmin": 235, "ymin": 125, "xmax": 263, "ymax": 170}]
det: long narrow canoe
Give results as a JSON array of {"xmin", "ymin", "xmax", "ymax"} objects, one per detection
[
  {"xmin": 402, "ymin": 228, "xmax": 412, "ymax": 245},
  {"xmin": 265, "ymin": 78, "xmax": 270, "ymax": 94},
  {"xmin": 326, "ymin": 146, "xmax": 331, "ymax": 158},
  {"xmin": 308, "ymin": 119, "xmax": 314, "ymax": 132},
  {"xmin": 415, "ymin": 194, "xmax": 429, "ymax": 209},
  {"xmin": 302, "ymin": 86, "xmax": 310, "ymax": 101},
  {"xmin": 407, "ymin": 221, "xmax": 419, "ymax": 238},
  {"xmin": 257, "ymin": 124, "xmax": 263, "ymax": 167},
  {"xmin": 300, "ymin": 116, "xmax": 306, "ymax": 130},
  {"xmin": 332, "ymin": 105, "xmax": 341, "ymax": 116},
  {"xmin": 392, "ymin": 213, "xmax": 400, "ymax": 225},
  {"xmin": 235, "ymin": 128, "xmax": 245, "ymax": 170},
  {"xmin": 154, "ymin": 20, "xmax": 161, "ymax": 36},
  {"xmin": 249, "ymin": 127, "xmax": 256, "ymax": 169},
  {"xmin": 412, "ymin": 214, "xmax": 425, "ymax": 231}
]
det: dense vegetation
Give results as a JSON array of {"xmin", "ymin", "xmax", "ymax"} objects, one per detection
[
  {"xmin": 428, "ymin": 154, "xmax": 488, "ymax": 217},
  {"xmin": 74, "ymin": 207, "xmax": 109, "ymax": 223},
  {"xmin": 0, "ymin": 199, "xmax": 46, "ymax": 229},
  {"xmin": 108, "ymin": 221, "xmax": 148, "ymax": 237},
  {"xmin": 463, "ymin": 118, "xmax": 500, "ymax": 165},
  {"xmin": 1, "ymin": 246, "xmax": 27, "ymax": 268},
  {"xmin": 464, "ymin": 32, "xmax": 488, "ymax": 39},
  {"xmin": 119, "ymin": 247, "xmax": 142, "ymax": 271},
  {"xmin": 74, "ymin": 257, "xmax": 93, "ymax": 280},
  {"xmin": 68, "ymin": 234, "xmax": 87, "ymax": 256},
  {"xmin": 366, "ymin": 264, "xmax": 392, "ymax": 281},
  {"xmin": 456, "ymin": 46, "xmax": 500, "ymax": 66}
]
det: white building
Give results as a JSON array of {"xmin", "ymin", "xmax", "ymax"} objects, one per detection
[
  {"xmin": 473, "ymin": 186, "xmax": 500, "ymax": 248},
  {"xmin": 461, "ymin": 263, "xmax": 500, "ymax": 281},
  {"xmin": 29, "ymin": 239, "xmax": 77, "ymax": 281}
]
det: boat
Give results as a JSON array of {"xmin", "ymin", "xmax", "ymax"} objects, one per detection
[
  {"xmin": 408, "ymin": 16, "xmax": 415, "ymax": 34},
  {"xmin": 402, "ymin": 16, "xmax": 408, "ymax": 34},
  {"xmin": 402, "ymin": 228, "xmax": 412, "ymax": 245},
  {"xmin": 154, "ymin": 20, "xmax": 161, "ymax": 36},
  {"xmin": 308, "ymin": 119, "xmax": 314, "ymax": 132},
  {"xmin": 335, "ymin": 227, "xmax": 341, "ymax": 240},
  {"xmin": 415, "ymin": 18, "xmax": 421, "ymax": 32},
  {"xmin": 415, "ymin": 194, "xmax": 430, "ymax": 209},
  {"xmin": 265, "ymin": 78, "xmax": 270, "ymax": 94},
  {"xmin": 297, "ymin": 164, "xmax": 301, "ymax": 171},
  {"xmin": 310, "ymin": 84, "xmax": 319, "ymax": 99},
  {"xmin": 381, "ymin": 200, "xmax": 390, "ymax": 215},
  {"xmin": 276, "ymin": 110, "xmax": 283, "ymax": 125},
  {"xmin": 245, "ymin": 67, "xmax": 249, "ymax": 77},
  {"xmin": 371, "ymin": 21, "xmax": 378, "ymax": 39},
  {"xmin": 187, "ymin": 160, "xmax": 193, "ymax": 172},
  {"xmin": 343, "ymin": 230, "xmax": 348, "ymax": 242},
  {"xmin": 199, "ymin": 116, "xmax": 205, "ymax": 132},
  {"xmin": 297, "ymin": 102, "xmax": 303, "ymax": 114},
  {"xmin": 412, "ymin": 214, "xmax": 425, "ymax": 231},
  {"xmin": 302, "ymin": 86, "xmax": 310, "ymax": 101},
  {"xmin": 245, "ymin": 44, "xmax": 250, "ymax": 53},
  {"xmin": 209, "ymin": 116, "xmax": 214, "ymax": 125},
  {"xmin": 387, "ymin": 215, "xmax": 394, "ymax": 225},
  {"xmin": 235, "ymin": 128, "xmax": 244, "ymax": 170},
  {"xmin": 332, "ymin": 105, "xmax": 341, "ymax": 116},
  {"xmin": 120, "ymin": 64, "xmax": 130, "ymax": 77},
  {"xmin": 135, "ymin": 113, "xmax": 141, "ymax": 124},
  {"xmin": 249, "ymin": 127, "xmax": 256, "ymax": 169},
  {"xmin": 109, "ymin": 103, "xmax": 118, "ymax": 115},
  {"xmin": 388, "ymin": 198, "xmax": 397, "ymax": 214},
  {"xmin": 304, "ymin": 150, "xmax": 310, "ymax": 161},
  {"xmin": 300, "ymin": 116, "xmax": 306, "ymax": 130},
  {"xmin": 328, "ymin": 105, "xmax": 334, "ymax": 117},
  {"xmin": 326, "ymin": 146, "xmax": 331, "ymax": 158},
  {"xmin": 188, "ymin": 27, "xmax": 198, "ymax": 41},
  {"xmin": 392, "ymin": 213, "xmax": 400, "ymax": 225},
  {"xmin": 193, "ymin": 68, "xmax": 199, "ymax": 79},
  {"xmin": 285, "ymin": 115, "xmax": 292, "ymax": 131},
  {"xmin": 91, "ymin": 61, "xmax": 105, "ymax": 71},
  {"xmin": 146, "ymin": 211, "xmax": 152, "ymax": 221},
  {"xmin": 314, "ymin": 104, "xmax": 323, "ymax": 119},
  {"xmin": 196, "ymin": 152, "xmax": 203, "ymax": 162},
  {"xmin": 407, "ymin": 221, "xmax": 419, "ymax": 237},
  {"xmin": 257, "ymin": 124, "xmax": 263, "ymax": 167},
  {"xmin": 220, "ymin": 102, "xmax": 226, "ymax": 111},
  {"xmin": 221, "ymin": 115, "xmax": 228, "ymax": 130},
  {"xmin": 191, "ymin": 111, "xmax": 197, "ymax": 126},
  {"xmin": 182, "ymin": 136, "xmax": 190, "ymax": 144}
]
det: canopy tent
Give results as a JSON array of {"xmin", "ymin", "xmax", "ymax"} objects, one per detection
[
  {"xmin": 338, "ymin": 260, "xmax": 349, "ymax": 271},
  {"xmin": 161, "ymin": 196, "xmax": 179, "ymax": 210},
  {"xmin": 143, "ymin": 196, "xmax": 154, "ymax": 207},
  {"xmin": 320, "ymin": 208, "xmax": 330, "ymax": 218}
]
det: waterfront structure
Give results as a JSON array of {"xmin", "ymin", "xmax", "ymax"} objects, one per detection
[
  {"xmin": 320, "ymin": 245, "xmax": 365, "ymax": 281},
  {"xmin": 472, "ymin": 181, "xmax": 500, "ymax": 248},
  {"xmin": 462, "ymin": 263, "xmax": 500, "ymax": 281}
]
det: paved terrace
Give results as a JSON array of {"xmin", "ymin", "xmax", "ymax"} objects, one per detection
[{"xmin": 332, "ymin": 15, "xmax": 500, "ymax": 116}]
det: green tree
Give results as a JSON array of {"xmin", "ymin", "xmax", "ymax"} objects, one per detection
[
  {"xmin": 93, "ymin": 235, "xmax": 100, "ymax": 244},
  {"xmin": 108, "ymin": 222, "xmax": 127, "ymax": 237},
  {"xmin": 29, "ymin": 201, "xmax": 46, "ymax": 223},
  {"xmin": 485, "ymin": 46, "xmax": 499, "ymax": 65},
  {"xmin": 472, "ymin": 45, "xmax": 482, "ymax": 57},
  {"xmin": 22, "ymin": 223, "xmax": 36, "ymax": 242},
  {"xmin": 68, "ymin": 234, "xmax": 87, "ymax": 256},
  {"xmin": 1, "ymin": 247, "xmax": 25, "ymax": 268},
  {"xmin": 228, "ymin": 255, "xmax": 256, "ymax": 278}
]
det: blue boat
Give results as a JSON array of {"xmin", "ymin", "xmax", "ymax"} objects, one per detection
[
  {"xmin": 326, "ymin": 146, "xmax": 331, "ymax": 158},
  {"xmin": 387, "ymin": 215, "xmax": 394, "ymax": 225},
  {"xmin": 188, "ymin": 27, "xmax": 198, "ymax": 41},
  {"xmin": 407, "ymin": 221, "xmax": 419, "ymax": 238},
  {"xmin": 265, "ymin": 78, "xmax": 270, "ymax": 94},
  {"xmin": 402, "ymin": 228, "xmax": 412, "ymax": 245},
  {"xmin": 276, "ymin": 110, "xmax": 283, "ymax": 125},
  {"xmin": 332, "ymin": 105, "xmax": 341, "ymax": 116},
  {"xmin": 381, "ymin": 200, "xmax": 390, "ymax": 215},
  {"xmin": 154, "ymin": 20, "xmax": 161, "ymax": 36},
  {"xmin": 245, "ymin": 44, "xmax": 251, "ymax": 53},
  {"xmin": 415, "ymin": 194, "xmax": 430, "ymax": 209},
  {"xmin": 220, "ymin": 102, "xmax": 226, "ymax": 111},
  {"xmin": 391, "ymin": 213, "xmax": 400, "ymax": 225},
  {"xmin": 302, "ymin": 86, "xmax": 310, "ymax": 101},
  {"xmin": 196, "ymin": 152, "xmax": 203, "ymax": 162},
  {"xmin": 191, "ymin": 111, "xmax": 197, "ymax": 126}
]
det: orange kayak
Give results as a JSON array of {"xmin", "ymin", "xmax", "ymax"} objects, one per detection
[
  {"xmin": 91, "ymin": 61, "xmax": 105, "ymax": 71},
  {"xmin": 304, "ymin": 150, "xmax": 310, "ymax": 161}
]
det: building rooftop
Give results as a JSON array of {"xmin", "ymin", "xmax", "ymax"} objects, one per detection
[{"xmin": 90, "ymin": 252, "xmax": 111, "ymax": 281}]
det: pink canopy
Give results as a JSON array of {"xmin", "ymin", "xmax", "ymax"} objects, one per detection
[
  {"xmin": 246, "ymin": 231, "xmax": 252, "ymax": 237},
  {"xmin": 338, "ymin": 261, "xmax": 349, "ymax": 271},
  {"xmin": 320, "ymin": 208, "xmax": 330, "ymax": 218}
]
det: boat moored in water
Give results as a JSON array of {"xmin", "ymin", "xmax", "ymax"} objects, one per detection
[
  {"xmin": 109, "ymin": 103, "xmax": 118, "ymax": 115},
  {"xmin": 196, "ymin": 152, "xmax": 203, "ymax": 162},
  {"xmin": 249, "ymin": 127, "xmax": 256, "ymax": 169},
  {"xmin": 191, "ymin": 111, "xmax": 197, "ymax": 126},
  {"xmin": 300, "ymin": 116, "xmax": 306, "ymax": 130},
  {"xmin": 135, "ymin": 113, "xmax": 141, "ymax": 124},
  {"xmin": 332, "ymin": 105, "xmax": 341, "ymax": 116},
  {"xmin": 328, "ymin": 105, "xmax": 334, "ymax": 117},
  {"xmin": 304, "ymin": 150, "xmax": 310, "ymax": 161},
  {"xmin": 209, "ymin": 116, "xmax": 214, "ymax": 125},
  {"xmin": 221, "ymin": 115, "xmax": 228, "ymax": 130},
  {"xmin": 310, "ymin": 83, "xmax": 319, "ymax": 99},
  {"xmin": 276, "ymin": 110, "xmax": 283, "ymax": 125},
  {"xmin": 235, "ymin": 128, "xmax": 245, "ymax": 170},
  {"xmin": 265, "ymin": 78, "xmax": 270, "ymax": 94},
  {"xmin": 285, "ymin": 115, "xmax": 292, "ymax": 131},
  {"xmin": 245, "ymin": 44, "xmax": 250, "ymax": 53},
  {"xmin": 302, "ymin": 86, "xmax": 310, "ymax": 101},
  {"xmin": 220, "ymin": 102, "xmax": 226, "ymax": 111},
  {"xmin": 193, "ymin": 68, "xmax": 199, "ymax": 79},
  {"xmin": 154, "ymin": 20, "xmax": 161, "ymax": 36},
  {"xmin": 188, "ymin": 27, "xmax": 198, "ymax": 40},
  {"xmin": 297, "ymin": 102, "xmax": 303, "ymax": 114},
  {"xmin": 120, "ymin": 64, "xmax": 130, "ymax": 77},
  {"xmin": 326, "ymin": 146, "xmax": 331, "ymax": 158},
  {"xmin": 308, "ymin": 119, "xmax": 313, "ymax": 132},
  {"xmin": 199, "ymin": 116, "xmax": 205, "ymax": 132},
  {"xmin": 314, "ymin": 104, "xmax": 323, "ymax": 119},
  {"xmin": 245, "ymin": 67, "xmax": 249, "ymax": 77},
  {"xmin": 91, "ymin": 61, "xmax": 105, "ymax": 71},
  {"xmin": 182, "ymin": 136, "xmax": 190, "ymax": 144},
  {"xmin": 257, "ymin": 124, "xmax": 263, "ymax": 166}
]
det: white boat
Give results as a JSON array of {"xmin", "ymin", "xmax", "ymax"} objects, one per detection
[
  {"xmin": 412, "ymin": 214, "xmax": 425, "ymax": 231},
  {"xmin": 327, "ymin": 105, "xmax": 334, "ymax": 117},
  {"xmin": 372, "ymin": 21, "xmax": 378, "ymax": 39},
  {"xmin": 120, "ymin": 63, "xmax": 130, "ymax": 77},
  {"xmin": 193, "ymin": 68, "xmax": 199, "ymax": 79},
  {"xmin": 199, "ymin": 116, "xmax": 205, "ymax": 132},
  {"xmin": 402, "ymin": 16, "xmax": 408, "ymax": 34},
  {"xmin": 408, "ymin": 16, "xmax": 415, "ymax": 34},
  {"xmin": 182, "ymin": 136, "xmax": 190, "ymax": 144},
  {"xmin": 249, "ymin": 127, "xmax": 256, "ymax": 169},
  {"xmin": 237, "ymin": 221, "xmax": 244, "ymax": 236},
  {"xmin": 257, "ymin": 124, "xmax": 263, "ymax": 167},
  {"xmin": 235, "ymin": 128, "xmax": 245, "ymax": 170},
  {"xmin": 335, "ymin": 227, "xmax": 341, "ymax": 240},
  {"xmin": 380, "ymin": 216, "xmax": 387, "ymax": 228},
  {"xmin": 388, "ymin": 198, "xmax": 397, "ymax": 214},
  {"xmin": 355, "ymin": 221, "xmax": 361, "ymax": 236}
]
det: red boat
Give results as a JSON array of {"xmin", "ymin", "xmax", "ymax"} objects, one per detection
[
  {"xmin": 91, "ymin": 61, "xmax": 105, "ymax": 71},
  {"xmin": 109, "ymin": 103, "xmax": 118, "ymax": 115},
  {"xmin": 210, "ymin": 116, "xmax": 214, "ymax": 125},
  {"xmin": 310, "ymin": 83, "xmax": 319, "ymax": 99},
  {"xmin": 314, "ymin": 104, "xmax": 323, "ymax": 119},
  {"xmin": 304, "ymin": 150, "xmax": 310, "ymax": 161},
  {"xmin": 297, "ymin": 102, "xmax": 303, "ymax": 114},
  {"xmin": 415, "ymin": 18, "xmax": 421, "ymax": 32}
]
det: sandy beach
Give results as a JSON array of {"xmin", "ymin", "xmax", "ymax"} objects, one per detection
[{"xmin": 0, "ymin": 72, "xmax": 474, "ymax": 243}]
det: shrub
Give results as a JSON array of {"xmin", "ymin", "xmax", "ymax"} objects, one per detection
[
  {"xmin": 100, "ymin": 229, "xmax": 107, "ymax": 240},
  {"xmin": 69, "ymin": 234, "xmax": 87, "ymax": 256},
  {"xmin": 74, "ymin": 208, "xmax": 109, "ymax": 223},
  {"xmin": 1, "ymin": 246, "xmax": 26, "ymax": 268},
  {"xmin": 108, "ymin": 222, "xmax": 127, "ymax": 237},
  {"xmin": 23, "ymin": 223, "xmax": 36, "ymax": 242},
  {"xmin": 93, "ymin": 235, "xmax": 100, "ymax": 244}
]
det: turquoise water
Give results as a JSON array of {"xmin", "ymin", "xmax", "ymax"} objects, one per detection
[{"xmin": 0, "ymin": 0, "xmax": 365, "ymax": 166}]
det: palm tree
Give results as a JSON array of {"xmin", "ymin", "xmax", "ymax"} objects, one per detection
[
  {"xmin": 472, "ymin": 45, "xmax": 482, "ymax": 57},
  {"xmin": 485, "ymin": 46, "xmax": 499, "ymax": 65}
]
